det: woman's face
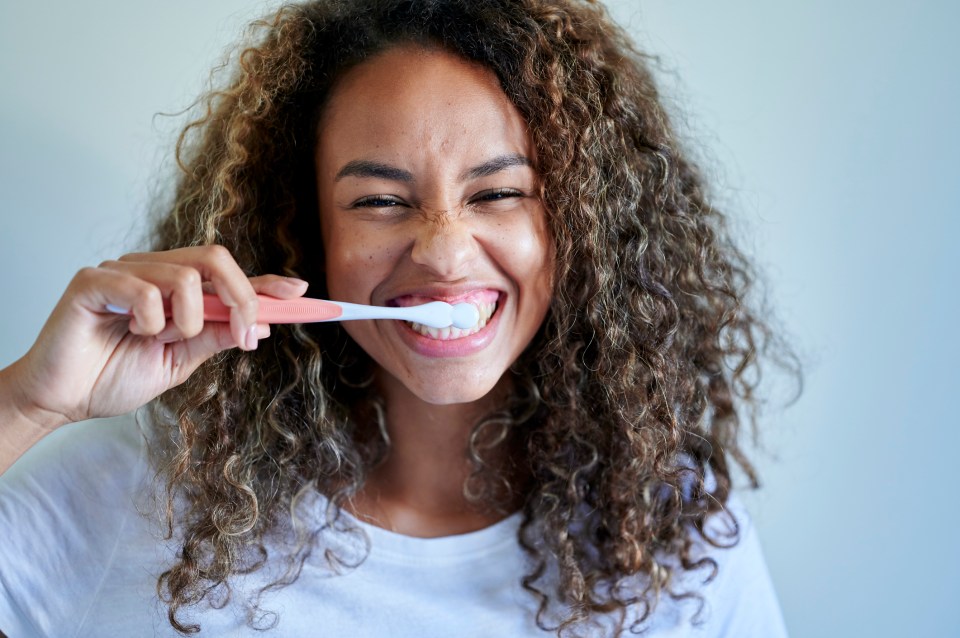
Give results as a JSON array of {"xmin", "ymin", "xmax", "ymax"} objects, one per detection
[{"xmin": 315, "ymin": 45, "xmax": 554, "ymax": 405}]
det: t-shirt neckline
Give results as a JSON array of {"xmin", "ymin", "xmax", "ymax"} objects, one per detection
[{"xmin": 339, "ymin": 507, "xmax": 524, "ymax": 562}]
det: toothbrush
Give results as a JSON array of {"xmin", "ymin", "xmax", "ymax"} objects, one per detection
[{"xmin": 106, "ymin": 294, "xmax": 480, "ymax": 330}]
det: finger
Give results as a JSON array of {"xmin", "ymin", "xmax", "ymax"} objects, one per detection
[
  {"xmin": 69, "ymin": 267, "xmax": 167, "ymax": 336},
  {"xmin": 165, "ymin": 322, "xmax": 271, "ymax": 383},
  {"xmin": 200, "ymin": 275, "xmax": 308, "ymax": 297},
  {"xmin": 249, "ymin": 275, "xmax": 310, "ymax": 299},
  {"xmin": 119, "ymin": 246, "xmax": 258, "ymax": 351},
  {"xmin": 99, "ymin": 260, "xmax": 204, "ymax": 340}
]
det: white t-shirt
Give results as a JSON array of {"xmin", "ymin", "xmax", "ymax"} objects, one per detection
[{"xmin": 0, "ymin": 413, "xmax": 788, "ymax": 637}]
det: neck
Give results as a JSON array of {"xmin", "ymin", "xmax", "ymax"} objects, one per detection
[{"xmin": 349, "ymin": 371, "xmax": 519, "ymax": 537}]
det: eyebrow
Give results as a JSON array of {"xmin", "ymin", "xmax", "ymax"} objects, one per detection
[
  {"xmin": 333, "ymin": 153, "xmax": 532, "ymax": 183},
  {"xmin": 334, "ymin": 160, "xmax": 414, "ymax": 183},
  {"xmin": 460, "ymin": 153, "xmax": 532, "ymax": 181}
]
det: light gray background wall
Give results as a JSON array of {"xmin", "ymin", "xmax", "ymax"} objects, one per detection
[{"xmin": 1, "ymin": 2, "xmax": 957, "ymax": 636}]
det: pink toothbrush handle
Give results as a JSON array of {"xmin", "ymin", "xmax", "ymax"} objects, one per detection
[{"xmin": 197, "ymin": 294, "xmax": 343, "ymax": 324}]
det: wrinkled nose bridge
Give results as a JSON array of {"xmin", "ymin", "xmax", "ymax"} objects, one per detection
[
  {"xmin": 422, "ymin": 205, "xmax": 455, "ymax": 230},
  {"xmin": 410, "ymin": 206, "xmax": 478, "ymax": 274}
]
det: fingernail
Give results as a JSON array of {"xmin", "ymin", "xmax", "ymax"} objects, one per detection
[
  {"xmin": 256, "ymin": 324, "xmax": 271, "ymax": 339},
  {"xmin": 285, "ymin": 276, "xmax": 308, "ymax": 286},
  {"xmin": 245, "ymin": 325, "xmax": 258, "ymax": 350}
]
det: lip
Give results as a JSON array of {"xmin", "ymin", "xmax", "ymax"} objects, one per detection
[
  {"xmin": 387, "ymin": 286, "xmax": 502, "ymax": 307},
  {"xmin": 393, "ymin": 291, "xmax": 505, "ymax": 358}
]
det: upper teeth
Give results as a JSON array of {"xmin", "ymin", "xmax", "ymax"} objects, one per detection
[{"xmin": 407, "ymin": 300, "xmax": 496, "ymax": 340}]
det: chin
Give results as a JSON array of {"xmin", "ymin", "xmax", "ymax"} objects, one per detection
[{"xmin": 408, "ymin": 379, "xmax": 500, "ymax": 406}]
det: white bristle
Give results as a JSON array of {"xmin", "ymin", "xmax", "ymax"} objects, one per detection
[{"xmin": 450, "ymin": 302, "xmax": 480, "ymax": 329}]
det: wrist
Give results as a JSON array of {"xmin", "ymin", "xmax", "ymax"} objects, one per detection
[
  {"xmin": 0, "ymin": 358, "xmax": 72, "ymax": 475},
  {"xmin": 0, "ymin": 359, "xmax": 71, "ymax": 434}
]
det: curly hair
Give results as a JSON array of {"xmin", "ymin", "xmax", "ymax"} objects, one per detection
[{"xmin": 147, "ymin": 0, "xmax": 802, "ymax": 634}]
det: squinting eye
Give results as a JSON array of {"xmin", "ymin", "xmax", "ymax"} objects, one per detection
[
  {"xmin": 473, "ymin": 188, "xmax": 523, "ymax": 203},
  {"xmin": 352, "ymin": 196, "xmax": 404, "ymax": 208}
]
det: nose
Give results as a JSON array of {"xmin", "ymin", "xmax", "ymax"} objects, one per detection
[{"xmin": 409, "ymin": 210, "xmax": 480, "ymax": 279}]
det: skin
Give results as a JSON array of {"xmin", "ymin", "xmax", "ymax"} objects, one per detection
[
  {"xmin": 0, "ymin": 45, "xmax": 554, "ymax": 540},
  {"xmin": 0, "ymin": 246, "xmax": 305, "ymax": 475},
  {"xmin": 315, "ymin": 46, "xmax": 554, "ymax": 536}
]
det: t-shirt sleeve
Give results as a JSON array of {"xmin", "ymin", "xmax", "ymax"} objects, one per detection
[
  {"xmin": 691, "ymin": 494, "xmax": 789, "ymax": 638},
  {"xmin": 0, "ymin": 413, "xmax": 147, "ymax": 638}
]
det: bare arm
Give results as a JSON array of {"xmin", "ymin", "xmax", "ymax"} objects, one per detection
[
  {"xmin": 0, "ymin": 359, "xmax": 68, "ymax": 474},
  {"xmin": 0, "ymin": 246, "xmax": 309, "ymax": 477}
]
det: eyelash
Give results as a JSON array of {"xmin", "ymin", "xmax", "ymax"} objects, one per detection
[
  {"xmin": 353, "ymin": 195, "xmax": 402, "ymax": 208},
  {"xmin": 352, "ymin": 189, "xmax": 523, "ymax": 209},
  {"xmin": 475, "ymin": 188, "xmax": 523, "ymax": 202}
]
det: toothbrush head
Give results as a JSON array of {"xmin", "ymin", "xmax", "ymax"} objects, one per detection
[{"xmin": 450, "ymin": 302, "xmax": 480, "ymax": 329}]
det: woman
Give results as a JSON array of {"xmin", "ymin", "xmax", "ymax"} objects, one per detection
[{"xmin": 0, "ymin": 0, "xmax": 801, "ymax": 636}]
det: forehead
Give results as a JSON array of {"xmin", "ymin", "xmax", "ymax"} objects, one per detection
[{"xmin": 316, "ymin": 45, "xmax": 533, "ymax": 173}]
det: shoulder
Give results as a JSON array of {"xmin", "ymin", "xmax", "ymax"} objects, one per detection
[
  {"xmin": 0, "ymin": 409, "xmax": 148, "ymax": 509},
  {"xmin": 0, "ymin": 411, "xmax": 151, "ymax": 637},
  {"xmin": 660, "ymin": 492, "xmax": 789, "ymax": 637}
]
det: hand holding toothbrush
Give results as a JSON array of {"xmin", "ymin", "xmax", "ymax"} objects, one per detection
[
  {"xmin": 0, "ymin": 245, "xmax": 479, "ymax": 473},
  {"xmin": 1, "ymin": 247, "xmax": 301, "ymax": 444}
]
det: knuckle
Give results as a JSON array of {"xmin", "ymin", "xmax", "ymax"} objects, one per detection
[
  {"xmin": 135, "ymin": 284, "xmax": 163, "ymax": 308},
  {"xmin": 174, "ymin": 267, "xmax": 202, "ymax": 290},
  {"xmin": 69, "ymin": 267, "xmax": 101, "ymax": 295},
  {"xmin": 238, "ymin": 294, "xmax": 259, "ymax": 315},
  {"xmin": 206, "ymin": 244, "xmax": 233, "ymax": 265},
  {"xmin": 73, "ymin": 267, "xmax": 98, "ymax": 285}
]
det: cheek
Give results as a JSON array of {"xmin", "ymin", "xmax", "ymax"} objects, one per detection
[
  {"xmin": 500, "ymin": 209, "xmax": 554, "ymax": 283},
  {"xmin": 486, "ymin": 207, "xmax": 555, "ymax": 318},
  {"xmin": 323, "ymin": 222, "xmax": 399, "ymax": 300},
  {"xmin": 524, "ymin": 214, "xmax": 556, "ymax": 323},
  {"xmin": 524, "ymin": 222, "xmax": 553, "ymax": 271}
]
